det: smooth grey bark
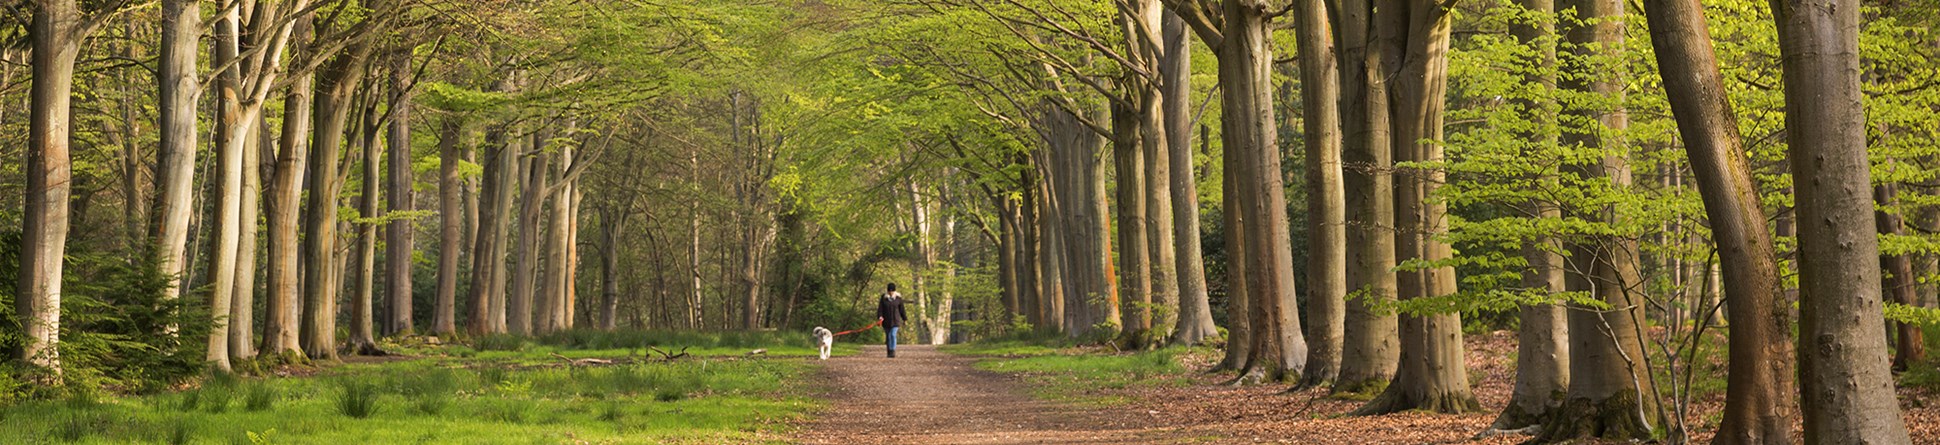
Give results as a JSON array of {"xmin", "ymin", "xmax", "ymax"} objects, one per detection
[
  {"xmin": 1538, "ymin": 0, "xmax": 1661, "ymax": 440},
  {"xmin": 301, "ymin": 30, "xmax": 378, "ymax": 360},
  {"xmin": 1333, "ymin": 0, "xmax": 1399, "ymax": 394},
  {"xmin": 207, "ymin": 7, "xmax": 245, "ymax": 372},
  {"xmin": 1033, "ymin": 155, "xmax": 1068, "ymax": 333},
  {"xmin": 468, "ymin": 119, "xmax": 516, "ymax": 335},
  {"xmin": 1643, "ymin": 0, "xmax": 1797, "ymax": 441},
  {"xmin": 1110, "ymin": 100, "xmax": 1153, "ymax": 342},
  {"xmin": 264, "ymin": 15, "xmax": 313, "ymax": 357},
  {"xmin": 349, "ymin": 104, "xmax": 381, "ymax": 354},
  {"xmin": 1356, "ymin": 0, "xmax": 1478, "ymax": 414},
  {"xmin": 1771, "ymin": 1, "xmax": 1914, "ymax": 433},
  {"xmin": 154, "ymin": 0, "xmax": 201, "ymax": 314},
  {"xmin": 1162, "ymin": 10, "xmax": 1217, "ymax": 346},
  {"xmin": 1046, "ymin": 106, "xmax": 1120, "ymax": 339},
  {"xmin": 434, "ymin": 120, "xmax": 463, "ymax": 335},
  {"xmin": 1295, "ymin": 0, "xmax": 1346, "ymax": 388},
  {"xmin": 508, "ymin": 129, "xmax": 552, "ymax": 335},
  {"xmin": 384, "ymin": 53, "xmax": 415, "ymax": 336},
  {"xmin": 18, "ymin": 0, "xmax": 84, "ymax": 375},
  {"xmin": 1490, "ymin": 0, "xmax": 1569, "ymax": 432}
]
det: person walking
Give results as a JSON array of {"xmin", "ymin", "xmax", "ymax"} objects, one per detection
[{"xmin": 877, "ymin": 283, "xmax": 909, "ymax": 358}]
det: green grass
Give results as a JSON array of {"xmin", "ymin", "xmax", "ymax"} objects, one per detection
[
  {"xmin": 955, "ymin": 344, "xmax": 1192, "ymax": 408},
  {"xmin": 0, "ymin": 329, "xmax": 841, "ymax": 444}
]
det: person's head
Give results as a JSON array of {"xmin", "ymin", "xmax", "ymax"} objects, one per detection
[{"xmin": 887, "ymin": 282, "xmax": 897, "ymax": 292}]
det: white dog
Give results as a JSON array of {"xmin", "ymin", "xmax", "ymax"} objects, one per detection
[{"xmin": 812, "ymin": 327, "xmax": 834, "ymax": 360}]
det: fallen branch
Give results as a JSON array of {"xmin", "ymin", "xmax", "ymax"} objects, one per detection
[
  {"xmin": 550, "ymin": 352, "xmax": 615, "ymax": 367},
  {"xmin": 647, "ymin": 346, "xmax": 690, "ymax": 360}
]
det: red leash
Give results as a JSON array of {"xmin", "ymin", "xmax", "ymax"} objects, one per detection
[{"xmin": 832, "ymin": 319, "xmax": 882, "ymax": 337}]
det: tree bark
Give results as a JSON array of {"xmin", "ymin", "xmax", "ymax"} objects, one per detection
[
  {"xmin": 469, "ymin": 119, "xmax": 516, "ymax": 335},
  {"xmin": 348, "ymin": 101, "xmax": 381, "ymax": 354},
  {"xmin": 508, "ymin": 129, "xmax": 551, "ymax": 335},
  {"xmin": 302, "ymin": 32, "xmax": 378, "ymax": 360},
  {"xmin": 434, "ymin": 120, "xmax": 463, "ymax": 335},
  {"xmin": 1221, "ymin": 0, "xmax": 1306, "ymax": 384},
  {"xmin": 1642, "ymin": 0, "xmax": 1797, "ymax": 442},
  {"xmin": 154, "ymin": 0, "xmax": 201, "ymax": 318},
  {"xmin": 1294, "ymin": 0, "xmax": 1346, "ymax": 387},
  {"xmin": 264, "ymin": 14, "xmax": 312, "ymax": 357},
  {"xmin": 1217, "ymin": 125, "xmax": 1253, "ymax": 372},
  {"xmin": 1111, "ymin": 100, "xmax": 1153, "ymax": 343},
  {"xmin": 1333, "ymin": 0, "xmax": 1399, "ymax": 394},
  {"xmin": 1356, "ymin": 0, "xmax": 1477, "ymax": 414},
  {"xmin": 17, "ymin": 0, "xmax": 84, "ymax": 376},
  {"xmin": 1033, "ymin": 158, "xmax": 1068, "ymax": 333},
  {"xmin": 1161, "ymin": 11, "xmax": 1218, "ymax": 346},
  {"xmin": 206, "ymin": 6, "xmax": 247, "ymax": 371},
  {"xmin": 1491, "ymin": 0, "xmax": 1570, "ymax": 432},
  {"xmin": 384, "ymin": 53, "xmax": 416, "ymax": 336}
]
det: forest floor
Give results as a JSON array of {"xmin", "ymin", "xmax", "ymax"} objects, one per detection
[{"xmin": 796, "ymin": 332, "xmax": 1940, "ymax": 444}]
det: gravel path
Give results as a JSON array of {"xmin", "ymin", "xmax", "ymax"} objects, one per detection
[{"xmin": 795, "ymin": 345, "xmax": 1182, "ymax": 444}]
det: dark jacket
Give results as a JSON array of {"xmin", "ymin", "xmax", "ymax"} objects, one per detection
[{"xmin": 877, "ymin": 293, "xmax": 909, "ymax": 328}]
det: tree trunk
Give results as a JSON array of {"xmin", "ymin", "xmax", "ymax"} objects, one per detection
[
  {"xmin": 1294, "ymin": 0, "xmax": 1346, "ymax": 387},
  {"xmin": 1356, "ymin": 0, "xmax": 1477, "ymax": 414},
  {"xmin": 1643, "ymin": 0, "xmax": 1797, "ymax": 442},
  {"xmin": 1033, "ymin": 160, "xmax": 1068, "ymax": 333},
  {"xmin": 540, "ymin": 143, "xmax": 575, "ymax": 333},
  {"xmin": 17, "ymin": 0, "xmax": 83, "ymax": 376},
  {"xmin": 1221, "ymin": 0, "xmax": 1305, "ymax": 383},
  {"xmin": 348, "ymin": 102, "xmax": 381, "ymax": 354},
  {"xmin": 1162, "ymin": 11, "xmax": 1217, "ymax": 346},
  {"xmin": 264, "ymin": 15, "xmax": 312, "ymax": 357},
  {"xmin": 1535, "ymin": 0, "xmax": 1660, "ymax": 439},
  {"xmin": 1490, "ymin": 0, "xmax": 1569, "ymax": 432},
  {"xmin": 1112, "ymin": 101, "xmax": 1153, "ymax": 343},
  {"xmin": 600, "ymin": 208, "xmax": 625, "ymax": 331},
  {"xmin": 508, "ymin": 130, "xmax": 551, "ymax": 335},
  {"xmin": 384, "ymin": 53, "xmax": 415, "ymax": 336},
  {"xmin": 1217, "ymin": 130, "xmax": 1252, "ymax": 372},
  {"xmin": 303, "ymin": 34, "xmax": 377, "ymax": 360},
  {"xmin": 154, "ymin": 0, "xmax": 201, "ymax": 317},
  {"xmin": 1046, "ymin": 106, "xmax": 1120, "ymax": 339},
  {"xmin": 469, "ymin": 119, "xmax": 516, "ymax": 335},
  {"xmin": 206, "ymin": 7, "xmax": 247, "ymax": 372},
  {"xmin": 1879, "ymin": 182, "xmax": 1925, "ymax": 369},
  {"xmin": 434, "ymin": 120, "xmax": 463, "ymax": 335},
  {"xmin": 689, "ymin": 144, "xmax": 705, "ymax": 330},
  {"xmin": 1334, "ymin": 0, "xmax": 1400, "ymax": 395},
  {"xmin": 229, "ymin": 101, "xmax": 265, "ymax": 362}
]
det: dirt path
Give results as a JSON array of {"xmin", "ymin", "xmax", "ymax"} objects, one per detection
[{"xmin": 795, "ymin": 345, "xmax": 1182, "ymax": 444}]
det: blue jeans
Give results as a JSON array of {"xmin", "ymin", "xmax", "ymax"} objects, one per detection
[{"xmin": 886, "ymin": 327, "xmax": 899, "ymax": 353}]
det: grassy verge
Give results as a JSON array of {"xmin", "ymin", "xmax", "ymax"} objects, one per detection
[
  {"xmin": 1, "ymin": 329, "xmax": 855, "ymax": 444},
  {"xmin": 945, "ymin": 343, "xmax": 1196, "ymax": 408}
]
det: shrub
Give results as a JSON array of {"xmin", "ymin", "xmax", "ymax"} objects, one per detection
[
  {"xmin": 334, "ymin": 381, "xmax": 382, "ymax": 419},
  {"xmin": 243, "ymin": 384, "xmax": 277, "ymax": 412}
]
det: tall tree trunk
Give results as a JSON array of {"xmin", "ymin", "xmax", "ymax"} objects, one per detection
[
  {"xmin": 600, "ymin": 208, "xmax": 625, "ymax": 331},
  {"xmin": 1356, "ymin": 0, "xmax": 1477, "ymax": 414},
  {"xmin": 154, "ymin": 0, "xmax": 201, "ymax": 318},
  {"xmin": 1112, "ymin": 101, "xmax": 1153, "ymax": 343},
  {"xmin": 1775, "ymin": 0, "xmax": 1912, "ymax": 439},
  {"xmin": 384, "ymin": 53, "xmax": 415, "ymax": 336},
  {"xmin": 689, "ymin": 144, "xmax": 704, "ymax": 330},
  {"xmin": 1033, "ymin": 160, "xmax": 1068, "ymax": 333},
  {"xmin": 468, "ymin": 120, "xmax": 515, "ymax": 335},
  {"xmin": 508, "ymin": 130, "xmax": 551, "ymax": 335},
  {"xmin": 348, "ymin": 102, "xmax": 381, "ymax": 354},
  {"xmin": 1047, "ymin": 107, "xmax": 1120, "ymax": 339},
  {"xmin": 1490, "ymin": 0, "xmax": 1569, "ymax": 432},
  {"xmin": 230, "ymin": 103, "xmax": 266, "ymax": 362},
  {"xmin": 540, "ymin": 142, "xmax": 575, "ymax": 333},
  {"xmin": 1295, "ymin": 0, "xmax": 1346, "ymax": 387},
  {"xmin": 206, "ymin": 7, "xmax": 246, "ymax": 372},
  {"xmin": 1537, "ymin": 0, "xmax": 1660, "ymax": 439},
  {"xmin": 264, "ymin": 15, "xmax": 312, "ymax": 357},
  {"xmin": 934, "ymin": 198, "xmax": 958, "ymax": 345},
  {"xmin": 1334, "ymin": 0, "xmax": 1400, "ymax": 394},
  {"xmin": 1879, "ymin": 183, "xmax": 1924, "ymax": 369},
  {"xmin": 1162, "ymin": 11, "xmax": 1217, "ymax": 346},
  {"xmin": 1221, "ymin": 0, "xmax": 1306, "ymax": 384},
  {"xmin": 17, "ymin": 0, "xmax": 83, "ymax": 376},
  {"xmin": 1216, "ymin": 131, "xmax": 1252, "ymax": 372},
  {"xmin": 434, "ymin": 120, "xmax": 463, "ymax": 335},
  {"xmin": 1643, "ymin": 1, "xmax": 1797, "ymax": 442},
  {"xmin": 303, "ymin": 34, "xmax": 378, "ymax": 360}
]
